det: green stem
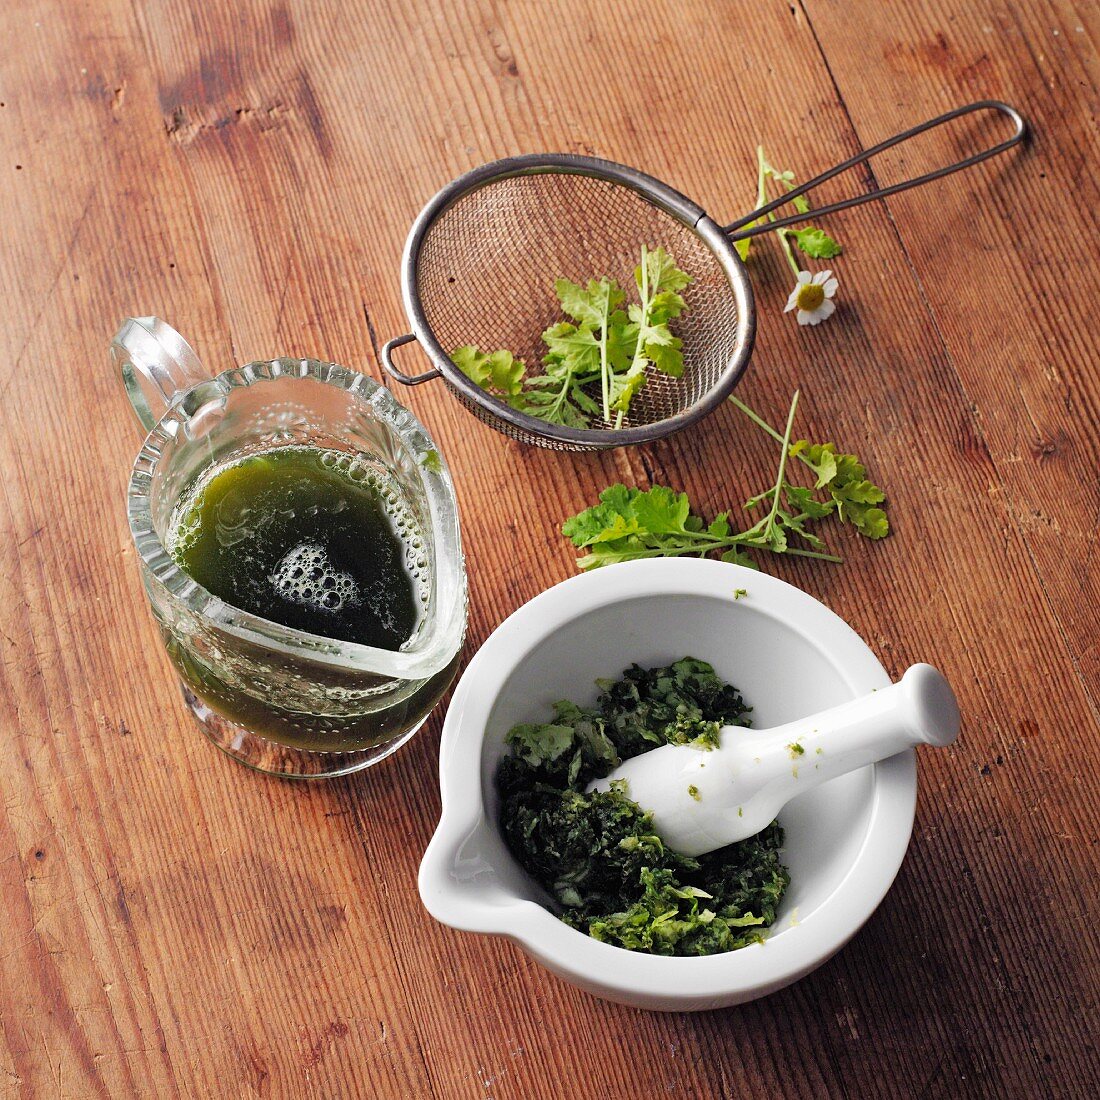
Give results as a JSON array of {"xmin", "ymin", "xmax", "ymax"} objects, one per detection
[
  {"xmin": 728, "ymin": 394, "xmax": 783, "ymax": 443},
  {"xmin": 763, "ymin": 390, "xmax": 800, "ymax": 540},
  {"xmin": 628, "ymin": 245, "xmax": 651, "ymax": 380},
  {"xmin": 728, "ymin": 394, "xmax": 818, "ymax": 477},
  {"xmin": 759, "ymin": 545, "xmax": 842, "ymax": 563},
  {"xmin": 729, "ymin": 148, "xmax": 768, "ymax": 260},
  {"xmin": 548, "ymin": 380, "xmax": 571, "ymax": 421},
  {"xmin": 756, "ymin": 147, "xmax": 802, "ymax": 277},
  {"xmin": 775, "ymin": 225, "xmax": 802, "ymax": 277},
  {"xmin": 599, "ymin": 314, "xmax": 611, "ymax": 423},
  {"xmin": 584, "ymin": 544, "xmax": 717, "ymax": 563},
  {"xmin": 614, "ymin": 244, "xmax": 652, "ymax": 430},
  {"xmin": 743, "ymin": 486, "xmax": 777, "ymax": 509},
  {"xmin": 582, "ymin": 537, "xmax": 841, "ymax": 566},
  {"xmin": 542, "ymin": 365, "xmax": 583, "ymax": 423}
]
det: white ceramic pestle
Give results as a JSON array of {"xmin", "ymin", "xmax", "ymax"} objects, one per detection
[{"xmin": 587, "ymin": 663, "xmax": 960, "ymax": 857}]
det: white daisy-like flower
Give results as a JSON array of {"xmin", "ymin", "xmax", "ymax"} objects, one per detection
[{"xmin": 784, "ymin": 270, "xmax": 839, "ymax": 326}]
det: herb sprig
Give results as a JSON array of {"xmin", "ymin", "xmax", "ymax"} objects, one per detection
[
  {"xmin": 453, "ymin": 245, "xmax": 691, "ymax": 430},
  {"xmin": 561, "ymin": 391, "xmax": 888, "ymax": 570},
  {"xmin": 736, "ymin": 147, "xmax": 843, "ymax": 274}
]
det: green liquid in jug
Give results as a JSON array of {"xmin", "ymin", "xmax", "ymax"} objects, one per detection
[
  {"xmin": 169, "ymin": 446, "xmax": 420, "ymax": 648},
  {"xmin": 160, "ymin": 446, "xmax": 455, "ymax": 754}
]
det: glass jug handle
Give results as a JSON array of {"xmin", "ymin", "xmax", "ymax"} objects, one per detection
[{"xmin": 111, "ymin": 316, "xmax": 208, "ymax": 433}]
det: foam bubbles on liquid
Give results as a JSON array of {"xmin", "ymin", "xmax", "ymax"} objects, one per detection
[{"xmin": 269, "ymin": 542, "xmax": 359, "ymax": 613}]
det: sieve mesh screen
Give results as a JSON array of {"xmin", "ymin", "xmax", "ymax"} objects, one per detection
[{"xmin": 412, "ymin": 171, "xmax": 744, "ymax": 449}]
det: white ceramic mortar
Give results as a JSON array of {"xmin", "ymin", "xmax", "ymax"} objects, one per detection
[{"xmin": 419, "ymin": 558, "xmax": 918, "ymax": 1011}]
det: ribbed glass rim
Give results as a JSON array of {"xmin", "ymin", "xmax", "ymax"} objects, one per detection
[{"xmin": 126, "ymin": 358, "xmax": 467, "ymax": 680}]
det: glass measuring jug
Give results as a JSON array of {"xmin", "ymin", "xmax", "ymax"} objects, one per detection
[{"xmin": 113, "ymin": 317, "xmax": 467, "ymax": 778}]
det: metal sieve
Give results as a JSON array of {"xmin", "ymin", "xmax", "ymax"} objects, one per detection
[{"xmin": 381, "ymin": 100, "xmax": 1025, "ymax": 451}]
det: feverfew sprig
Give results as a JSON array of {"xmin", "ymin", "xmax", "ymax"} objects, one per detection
[
  {"xmin": 737, "ymin": 147, "xmax": 844, "ymax": 324},
  {"xmin": 729, "ymin": 395, "xmax": 889, "ymax": 539},
  {"xmin": 561, "ymin": 391, "xmax": 888, "ymax": 570},
  {"xmin": 453, "ymin": 245, "xmax": 691, "ymax": 430}
]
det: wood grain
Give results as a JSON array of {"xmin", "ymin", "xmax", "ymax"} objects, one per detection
[{"xmin": 0, "ymin": 0, "xmax": 1097, "ymax": 1096}]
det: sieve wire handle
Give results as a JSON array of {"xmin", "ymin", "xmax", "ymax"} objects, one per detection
[
  {"xmin": 723, "ymin": 100, "xmax": 1026, "ymax": 241},
  {"xmin": 381, "ymin": 332, "xmax": 443, "ymax": 386}
]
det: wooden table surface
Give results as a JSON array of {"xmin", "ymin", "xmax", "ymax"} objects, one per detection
[{"xmin": 2, "ymin": 0, "xmax": 1097, "ymax": 1095}]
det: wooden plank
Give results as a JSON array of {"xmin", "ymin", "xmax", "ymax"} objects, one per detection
[
  {"xmin": 797, "ymin": 0, "xmax": 1100, "ymax": 705},
  {"xmin": 0, "ymin": 0, "xmax": 1095, "ymax": 1096}
]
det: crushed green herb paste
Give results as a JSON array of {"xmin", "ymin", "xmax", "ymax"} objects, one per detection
[{"xmin": 496, "ymin": 658, "xmax": 790, "ymax": 956}]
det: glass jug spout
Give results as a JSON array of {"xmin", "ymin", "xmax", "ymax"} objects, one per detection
[{"xmin": 112, "ymin": 317, "xmax": 209, "ymax": 433}]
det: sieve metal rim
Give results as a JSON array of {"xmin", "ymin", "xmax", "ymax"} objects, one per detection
[{"xmin": 393, "ymin": 153, "xmax": 756, "ymax": 449}]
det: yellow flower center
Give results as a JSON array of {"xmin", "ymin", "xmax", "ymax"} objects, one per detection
[{"xmin": 796, "ymin": 283, "xmax": 825, "ymax": 311}]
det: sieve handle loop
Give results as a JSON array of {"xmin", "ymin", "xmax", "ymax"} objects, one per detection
[
  {"xmin": 381, "ymin": 333, "xmax": 443, "ymax": 386},
  {"xmin": 723, "ymin": 100, "xmax": 1026, "ymax": 241}
]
